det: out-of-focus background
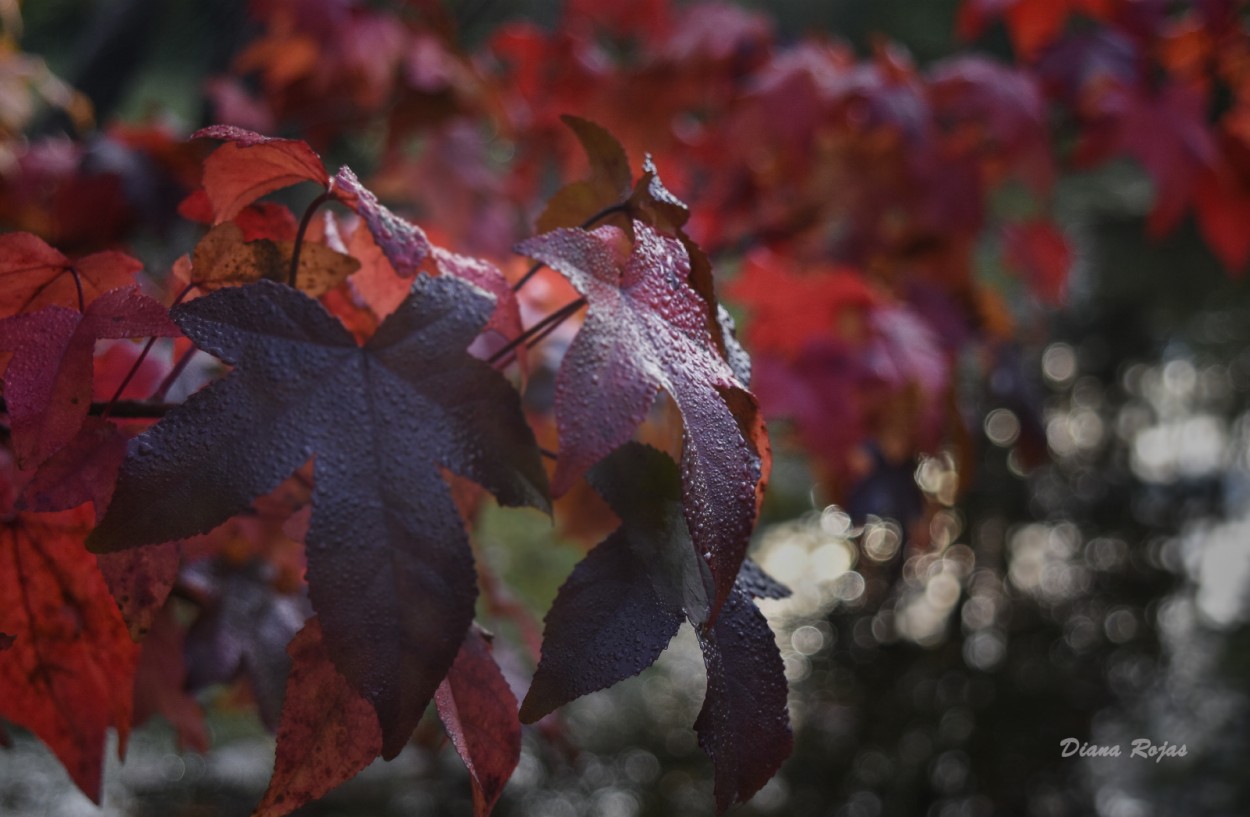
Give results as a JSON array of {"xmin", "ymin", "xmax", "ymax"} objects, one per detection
[{"xmin": 3, "ymin": 1, "xmax": 1250, "ymax": 815}]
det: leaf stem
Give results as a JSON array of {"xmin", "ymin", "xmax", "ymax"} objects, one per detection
[
  {"xmin": 511, "ymin": 202, "xmax": 631, "ymax": 293},
  {"xmin": 289, "ymin": 191, "xmax": 332, "ymax": 288},
  {"xmin": 67, "ymin": 265, "xmax": 85, "ymax": 313},
  {"xmin": 487, "ymin": 297, "xmax": 586, "ymax": 367},
  {"xmin": 101, "ymin": 282, "xmax": 197, "ymax": 420}
]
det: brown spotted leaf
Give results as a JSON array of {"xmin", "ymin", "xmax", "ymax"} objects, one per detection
[{"xmin": 191, "ymin": 222, "xmax": 359, "ymax": 296}]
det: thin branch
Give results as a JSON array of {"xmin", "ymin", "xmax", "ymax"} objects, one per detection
[
  {"xmin": 101, "ymin": 281, "xmax": 197, "ymax": 419},
  {"xmin": 488, "ymin": 297, "xmax": 586, "ymax": 366},
  {"xmin": 289, "ymin": 191, "xmax": 332, "ymax": 288},
  {"xmin": 0, "ymin": 397, "xmax": 175, "ymax": 419}
]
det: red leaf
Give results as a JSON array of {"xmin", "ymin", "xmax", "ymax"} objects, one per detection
[
  {"xmin": 19, "ymin": 416, "xmax": 128, "ymax": 517},
  {"xmin": 435, "ymin": 626, "xmax": 522, "ymax": 817},
  {"xmin": 1194, "ymin": 168, "xmax": 1250, "ymax": 274},
  {"xmin": 0, "ymin": 287, "xmax": 179, "ymax": 468},
  {"xmin": 254, "ymin": 616, "xmax": 382, "ymax": 817},
  {"xmin": 518, "ymin": 223, "xmax": 758, "ymax": 617},
  {"xmin": 332, "ymin": 166, "xmax": 432, "ymax": 276},
  {"xmin": 96, "ymin": 541, "xmax": 181, "ymax": 640},
  {"xmin": 0, "ymin": 232, "xmax": 142, "ymax": 315},
  {"xmin": 432, "ymin": 247, "xmax": 524, "ymax": 342},
  {"xmin": 132, "ymin": 605, "xmax": 209, "ymax": 753},
  {"xmin": 0, "ymin": 504, "xmax": 140, "ymax": 803},
  {"xmin": 192, "ymin": 126, "xmax": 330, "ymax": 223},
  {"xmin": 1003, "ymin": 220, "xmax": 1073, "ymax": 304},
  {"xmin": 90, "ymin": 275, "xmax": 549, "ymax": 758}
]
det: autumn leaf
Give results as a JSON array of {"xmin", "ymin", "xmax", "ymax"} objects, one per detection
[
  {"xmin": 132, "ymin": 606, "xmax": 209, "ymax": 753},
  {"xmin": 435, "ymin": 625, "xmax": 522, "ymax": 817},
  {"xmin": 520, "ymin": 444, "xmax": 790, "ymax": 813},
  {"xmin": 518, "ymin": 222, "xmax": 758, "ymax": 617},
  {"xmin": 191, "ymin": 222, "xmax": 360, "ymax": 295},
  {"xmin": 695, "ymin": 584, "xmax": 792, "ymax": 813},
  {"xmin": 0, "ymin": 232, "xmax": 142, "ymax": 314},
  {"xmin": 90, "ymin": 275, "xmax": 549, "ymax": 757},
  {"xmin": 1003, "ymin": 219, "xmax": 1073, "ymax": 304},
  {"xmin": 536, "ymin": 115, "xmax": 634, "ymax": 234},
  {"xmin": 255, "ymin": 616, "xmax": 382, "ymax": 817},
  {"xmin": 192, "ymin": 126, "xmax": 330, "ymax": 223},
  {"xmin": 19, "ymin": 416, "xmax": 127, "ymax": 517},
  {"xmin": 0, "ymin": 287, "xmax": 179, "ymax": 468},
  {"xmin": 331, "ymin": 165, "xmax": 433, "ymax": 276},
  {"xmin": 96, "ymin": 541, "xmax": 181, "ymax": 640},
  {"xmin": 0, "ymin": 503, "xmax": 140, "ymax": 803}
]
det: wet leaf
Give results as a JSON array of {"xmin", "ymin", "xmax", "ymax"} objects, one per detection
[
  {"xmin": 435, "ymin": 625, "xmax": 521, "ymax": 817},
  {"xmin": 254, "ymin": 616, "xmax": 382, "ymax": 817},
  {"xmin": 0, "ymin": 504, "xmax": 140, "ymax": 803},
  {"xmin": 90, "ymin": 275, "xmax": 548, "ymax": 756},
  {"xmin": 517, "ymin": 223, "xmax": 758, "ymax": 617}
]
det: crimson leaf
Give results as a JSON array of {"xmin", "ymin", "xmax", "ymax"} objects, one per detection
[
  {"xmin": 516, "ymin": 223, "xmax": 758, "ymax": 617},
  {"xmin": 88, "ymin": 275, "xmax": 548, "ymax": 757},
  {"xmin": 435, "ymin": 625, "xmax": 522, "ymax": 817}
]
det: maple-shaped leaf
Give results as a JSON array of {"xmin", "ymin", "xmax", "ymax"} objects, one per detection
[
  {"xmin": 255, "ymin": 616, "xmax": 382, "ymax": 817},
  {"xmin": 90, "ymin": 275, "xmax": 549, "ymax": 757},
  {"xmin": 520, "ymin": 444, "xmax": 790, "ymax": 813},
  {"xmin": 435, "ymin": 625, "xmax": 522, "ymax": 817},
  {"xmin": 431, "ymin": 247, "xmax": 524, "ymax": 343},
  {"xmin": 536, "ymin": 115, "xmax": 634, "ymax": 234},
  {"xmin": 191, "ymin": 222, "xmax": 360, "ymax": 295},
  {"xmin": 518, "ymin": 223, "xmax": 758, "ymax": 616},
  {"xmin": 0, "ymin": 287, "xmax": 179, "ymax": 468},
  {"xmin": 0, "ymin": 504, "xmax": 140, "ymax": 803},
  {"xmin": 192, "ymin": 126, "xmax": 330, "ymax": 223},
  {"xmin": 0, "ymin": 232, "xmax": 143, "ymax": 315}
]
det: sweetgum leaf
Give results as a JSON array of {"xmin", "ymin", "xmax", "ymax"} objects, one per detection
[
  {"xmin": 0, "ymin": 232, "xmax": 142, "ymax": 314},
  {"xmin": 517, "ymin": 223, "xmax": 757, "ymax": 616},
  {"xmin": 521, "ymin": 444, "xmax": 790, "ymax": 812},
  {"xmin": 435, "ymin": 625, "xmax": 522, "ymax": 817},
  {"xmin": 96, "ymin": 541, "xmax": 180, "ymax": 640},
  {"xmin": 695, "ymin": 584, "xmax": 793, "ymax": 813},
  {"xmin": 0, "ymin": 287, "xmax": 180, "ymax": 468},
  {"xmin": 0, "ymin": 505, "xmax": 140, "ymax": 803},
  {"xmin": 90, "ymin": 275, "xmax": 548, "ymax": 757},
  {"xmin": 193, "ymin": 126, "xmax": 331, "ymax": 223},
  {"xmin": 255, "ymin": 616, "xmax": 382, "ymax": 817}
]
